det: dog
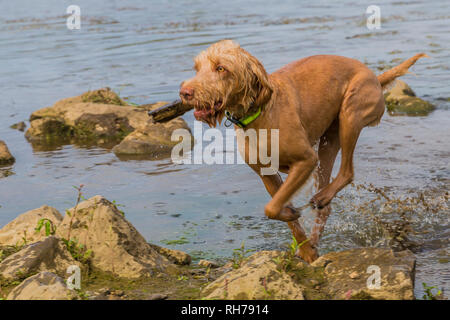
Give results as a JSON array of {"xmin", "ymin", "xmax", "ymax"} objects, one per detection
[{"xmin": 179, "ymin": 39, "xmax": 426, "ymax": 262}]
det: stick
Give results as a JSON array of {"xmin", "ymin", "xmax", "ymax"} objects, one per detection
[{"xmin": 147, "ymin": 100, "xmax": 193, "ymax": 123}]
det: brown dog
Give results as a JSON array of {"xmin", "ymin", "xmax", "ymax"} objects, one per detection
[{"xmin": 180, "ymin": 40, "xmax": 426, "ymax": 262}]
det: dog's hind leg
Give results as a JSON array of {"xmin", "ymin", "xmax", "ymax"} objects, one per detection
[
  {"xmin": 310, "ymin": 113, "xmax": 361, "ymax": 209},
  {"xmin": 310, "ymin": 76, "xmax": 384, "ymax": 208},
  {"xmin": 310, "ymin": 120, "xmax": 340, "ymax": 247}
]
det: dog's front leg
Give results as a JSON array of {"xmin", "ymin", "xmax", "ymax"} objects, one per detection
[
  {"xmin": 264, "ymin": 155, "xmax": 317, "ymax": 222},
  {"xmin": 255, "ymin": 169, "xmax": 319, "ymax": 263},
  {"xmin": 264, "ymin": 157, "xmax": 319, "ymax": 263}
]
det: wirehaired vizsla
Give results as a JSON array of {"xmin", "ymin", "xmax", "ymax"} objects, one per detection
[{"xmin": 180, "ymin": 40, "xmax": 426, "ymax": 262}]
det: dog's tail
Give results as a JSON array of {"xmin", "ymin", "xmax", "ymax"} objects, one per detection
[{"xmin": 377, "ymin": 53, "xmax": 429, "ymax": 89}]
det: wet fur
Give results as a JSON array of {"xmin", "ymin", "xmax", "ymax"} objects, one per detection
[{"xmin": 180, "ymin": 40, "xmax": 426, "ymax": 262}]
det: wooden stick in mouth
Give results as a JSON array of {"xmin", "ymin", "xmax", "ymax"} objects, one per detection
[{"xmin": 147, "ymin": 100, "xmax": 193, "ymax": 123}]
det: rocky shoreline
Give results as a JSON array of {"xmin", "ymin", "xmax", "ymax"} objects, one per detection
[
  {"xmin": 0, "ymin": 194, "xmax": 417, "ymax": 300},
  {"xmin": 0, "ymin": 83, "xmax": 438, "ymax": 300},
  {"xmin": 24, "ymin": 87, "xmax": 192, "ymax": 160}
]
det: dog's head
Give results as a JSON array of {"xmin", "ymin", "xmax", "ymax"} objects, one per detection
[{"xmin": 179, "ymin": 40, "xmax": 272, "ymax": 127}]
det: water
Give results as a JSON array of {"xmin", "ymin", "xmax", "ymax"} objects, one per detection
[{"xmin": 0, "ymin": 0, "xmax": 449, "ymax": 298}]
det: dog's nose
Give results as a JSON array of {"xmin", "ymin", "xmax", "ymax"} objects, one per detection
[{"xmin": 180, "ymin": 86, "xmax": 194, "ymax": 101}]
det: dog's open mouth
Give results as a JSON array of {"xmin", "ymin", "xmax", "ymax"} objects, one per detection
[{"xmin": 193, "ymin": 100, "xmax": 223, "ymax": 126}]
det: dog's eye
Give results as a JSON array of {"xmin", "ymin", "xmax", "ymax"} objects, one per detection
[{"xmin": 216, "ymin": 66, "xmax": 226, "ymax": 73}]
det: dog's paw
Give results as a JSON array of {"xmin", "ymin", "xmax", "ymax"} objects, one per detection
[
  {"xmin": 310, "ymin": 192, "xmax": 331, "ymax": 209},
  {"xmin": 296, "ymin": 244, "xmax": 319, "ymax": 264},
  {"xmin": 277, "ymin": 205, "xmax": 301, "ymax": 222},
  {"xmin": 265, "ymin": 203, "xmax": 300, "ymax": 222}
]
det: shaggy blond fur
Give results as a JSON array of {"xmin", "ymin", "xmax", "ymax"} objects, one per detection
[
  {"xmin": 181, "ymin": 40, "xmax": 272, "ymax": 127},
  {"xmin": 180, "ymin": 40, "xmax": 426, "ymax": 263}
]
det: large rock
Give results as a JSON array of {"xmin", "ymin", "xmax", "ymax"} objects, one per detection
[
  {"xmin": 150, "ymin": 244, "xmax": 191, "ymax": 265},
  {"xmin": 25, "ymin": 89, "xmax": 193, "ymax": 157},
  {"xmin": 25, "ymin": 88, "xmax": 143, "ymax": 144},
  {"xmin": 202, "ymin": 248, "xmax": 416, "ymax": 300},
  {"xmin": 202, "ymin": 251, "xmax": 306, "ymax": 300},
  {"xmin": 113, "ymin": 119, "xmax": 192, "ymax": 159},
  {"xmin": 0, "ymin": 140, "xmax": 15, "ymax": 166},
  {"xmin": 312, "ymin": 248, "xmax": 416, "ymax": 300},
  {"xmin": 7, "ymin": 272, "xmax": 78, "ymax": 300},
  {"xmin": 384, "ymin": 80, "xmax": 435, "ymax": 116},
  {"xmin": 0, "ymin": 205, "xmax": 62, "ymax": 247},
  {"xmin": 0, "ymin": 236, "xmax": 80, "ymax": 280},
  {"xmin": 55, "ymin": 195, "xmax": 174, "ymax": 278}
]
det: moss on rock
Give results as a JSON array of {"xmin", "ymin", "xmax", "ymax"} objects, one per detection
[
  {"xmin": 25, "ymin": 90, "xmax": 193, "ymax": 157},
  {"xmin": 0, "ymin": 141, "xmax": 15, "ymax": 166},
  {"xmin": 25, "ymin": 118, "xmax": 74, "ymax": 143},
  {"xmin": 73, "ymin": 113, "xmax": 134, "ymax": 142},
  {"xmin": 81, "ymin": 88, "xmax": 128, "ymax": 106},
  {"xmin": 384, "ymin": 80, "xmax": 435, "ymax": 116}
]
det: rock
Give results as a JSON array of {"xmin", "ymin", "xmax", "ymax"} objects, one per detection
[
  {"xmin": 98, "ymin": 288, "xmax": 111, "ymax": 295},
  {"xmin": 7, "ymin": 272, "xmax": 78, "ymax": 300},
  {"xmin": 89, "ymin": 288, "xmax": 128, "ymax": 300},
  {"xmin": 25, "ymin": 118, "xmax": 72, "ymax": 144},
  {"xmin": 112, "ymin": 102, "xmax": 193, "ymax": 159},
  {"xmin": 80, "ymin": 88, "xmax": 128, "ymax": 106},
  {"xmin": 0, "ymin": 205, "xmax": 62, "ymax": 246},
  {"xmin": 0, "ymin": 140, "xmax": 15, "ymax": 166},
  {"xmin": 10, "ymin": 121, "xmax": 26, "ymax": 132},
  {"xmin": 74, "ymin": 112, "xmax": 135, "ymax": 141},
  {"xmin": 202, "ymin": 248, "xmax": 416, "ymax": 300},
  {"xmin": 84, "ymin": 288, "xmax": 129, "ymax": 300},
  {"xmin": 25, "ymin": 88, "xmax": 140, "ymax": 145},
  {"xmin": 384, "ymin": 80, "xmax": 435, "ymax": 116},
  {"xmin": 150, "ymin": 244, "xmax": 191, "ymax": 265},
  {"xmin": 55, "ymin": 195, "xmax": 174, "ymax": 278},
  {"xmin": 201, "ymin": 251, "xmax": 305, "ymax": 300},
  {"xmin": 198, "ymin": 259, "xmax": 220, "ymax": 268},
  {"xmin": 0, "ymin": 245, "xmax": 18, "ymax": 262},
  {"xmin": 112, "ymin": 120, "xmax": 192, "ymax": 160},
  {"xmin": 25, "ymin": 89, "xmax": 193, "ymax": 158},
  {"xmin": 0, "ymin": 236, "xmax": 80, "ymax": 280},
  {"xmin": 147, "ymin": 293, "xmax": 168, "ymax": 300},
  {"xmin": 311, "ymin": 248, "xmax": 416, "ymax": 300},
  {"xmin": 310, "ymin": 279, "xmax": 319, "ymax": 286},
  {"xmin": 113, "ymin": 289, "xmax": 125, "ymax": 296},
  {"xmin": 189, "ymin": 268, "xmax": 206, "ymax": 275}
]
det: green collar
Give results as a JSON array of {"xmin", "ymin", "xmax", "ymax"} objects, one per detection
[{"xmin": 224, "ymin": 107, "xmax": 261, "ymax": 128}]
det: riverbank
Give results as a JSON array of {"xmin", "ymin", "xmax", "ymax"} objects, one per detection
[{"xmin": 1, "ymin": 194, "xmax": 430, "ymax": 300}]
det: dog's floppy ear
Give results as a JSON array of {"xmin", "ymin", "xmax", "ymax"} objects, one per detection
[{"xmin": 247, "ymin": 53, "xmax": 273, "ymax": 111}]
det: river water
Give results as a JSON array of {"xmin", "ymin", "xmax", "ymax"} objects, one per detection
[{"xmin": 0, "ymin": 0, "xmax": 448, "ymax": 298}]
